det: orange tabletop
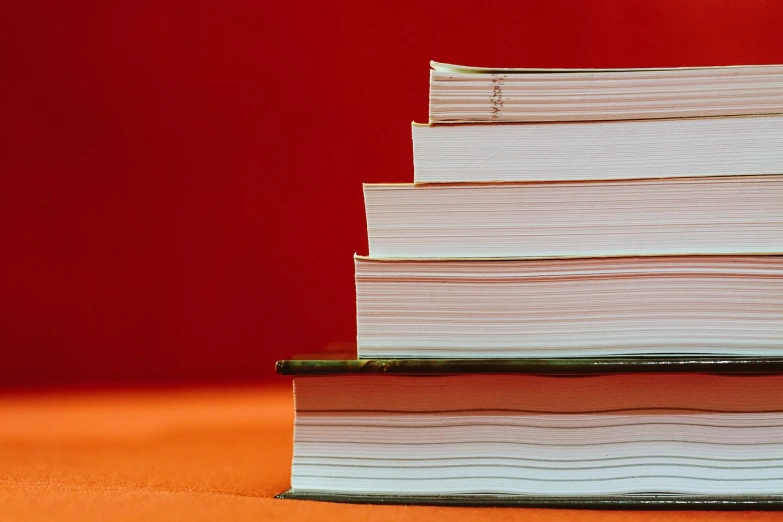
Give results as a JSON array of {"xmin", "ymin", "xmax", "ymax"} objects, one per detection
[{"xmin": 2, "ymin": 385, "xmax": 782, "ymax": 521}]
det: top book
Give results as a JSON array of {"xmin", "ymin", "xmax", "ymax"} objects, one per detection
[{"xmin": 429, "ymin": 61, "xmax": 783, "ymax": 123}]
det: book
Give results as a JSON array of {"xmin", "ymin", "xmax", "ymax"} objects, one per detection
[
  {"xmin": 355, "ymin": 255, "xmax": 783, "ymax": 359},
  {"xmin": 412, "ymin": 114, "xmax": 783, "ymax": 183},
  {"xmin": 284, "ymin": 367, "xmax": 783, "ymax": 498},
  {"xmin": 429, "ymin": 62, "xmax": 783, "ymax": 123},
  {"xmin": 364, "ymin": 175, "xmax": 783, "ymax": 259}
]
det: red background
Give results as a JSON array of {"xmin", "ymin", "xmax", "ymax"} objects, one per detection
[{"xmin": 1, "ymin": 1, "xmax": 782, "ymax": 388}]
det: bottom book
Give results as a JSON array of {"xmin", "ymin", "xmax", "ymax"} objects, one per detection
[{"xmin": 286, "ymin": 371, "xmax": 783, "ymax": 499}]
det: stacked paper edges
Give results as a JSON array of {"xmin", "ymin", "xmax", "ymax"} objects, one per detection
[{"xmin": 280, "ymin": 61, "xmax": 783, "ymax": 505}]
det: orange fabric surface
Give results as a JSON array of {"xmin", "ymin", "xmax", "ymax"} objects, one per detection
[{"xmin": 2, "ymin": 386, "xmax": 783, "ymax": 521}]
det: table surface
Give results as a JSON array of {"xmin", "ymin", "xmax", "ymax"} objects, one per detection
[{"xmin": 3, "ymin": 385, "xmax": 783, "ymax": 521}]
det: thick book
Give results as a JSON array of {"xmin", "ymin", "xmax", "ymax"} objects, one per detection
[
  {"xmin": 355, "ymin": 255, "xmax": 783, "ymax": 359},
  {"xmin": 364, "ymin": 175, "xmax": 783, "ymax": 259},
  {"xmin": 412, "ymin": 114, "xmax": 783, "ymax": 183},
  {"xmin": 279, "ymin": 361, "xmax": 783, "ymax": 502},
  {"xmin": 429, "ymin": 61, "xmax": 783, "ymax": 123}
]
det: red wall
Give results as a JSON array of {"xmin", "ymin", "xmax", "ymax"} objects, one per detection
[{"xmin": 2, "ymin": 1, "xmax": 782, "ymax": 387}]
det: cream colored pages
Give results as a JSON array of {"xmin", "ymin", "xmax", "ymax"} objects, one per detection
[
  {"xmin": 293, "ymin": 374, "xmax": 783, "ymax": 495},
  {"xmin": 429, "ymin": 62, "xmax": 783, "ymax": 122}
]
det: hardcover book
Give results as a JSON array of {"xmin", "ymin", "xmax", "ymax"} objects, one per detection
[{"xmin": 278, "ymin": 359, "xmax": 783, "ymax": 507}]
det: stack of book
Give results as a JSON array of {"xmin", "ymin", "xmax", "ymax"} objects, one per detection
[{"xmin": 277, "ymin": 62, "xmax": 783, "ymax": 508}]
